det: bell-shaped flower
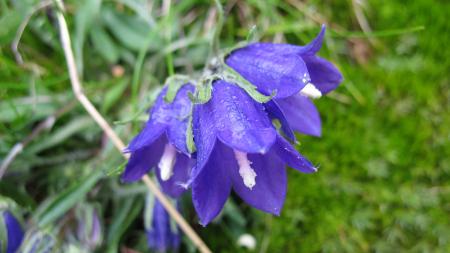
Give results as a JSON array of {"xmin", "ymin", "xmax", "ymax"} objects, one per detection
[
  {"xmin": 121, "ymin": 84, "xmax": 195, "ymax": 197},
  {"xmin": 146, "ymin": 197, "xmax": 180, "ymax": 253},
  {"xmin": 226, "ymin": 25, "xmax": 342, "ymax": 136},
  {"xmin": 1, "ymin": 210, "xmax": 24, "ymax": 253},
  {"xmin": 191, "ymin": 81, "xmax": 316, "ymax": 225}
]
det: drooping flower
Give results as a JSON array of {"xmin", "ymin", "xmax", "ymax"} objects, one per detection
[
  {"xmin": 121, "ymin": 84, "xmax": 195, "ymax": 197},
  {"xmin": 1, "ymin": 210, "xmax": 24, "ymax": 253},
  {"xmin": 226, "ymin": 25, "xmax": 343, "ymax": 136},
  {"xmin": 145, "ymin": 196, "xmax": 180, "ymax": 253},
  {"xmin": 191, "ymin": 80, "xmax": 316, "ymax": 225}
]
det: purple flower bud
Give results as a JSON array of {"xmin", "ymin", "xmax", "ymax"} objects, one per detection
[
  {"xmin": 145, "ymin": 196, "xmax": 180, "ymax": 253},
  {"xmin": 1, "ymin": 211, "xmax": 24, "ymax": 253},
  {"xmin": 76, "ymin": 206, "xmax": 102, "ymax": 250}
]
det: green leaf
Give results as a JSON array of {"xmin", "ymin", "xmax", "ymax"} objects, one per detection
[
  {"xmin": 28, "ymin": 116, "xmax": 94, "ymax": 154},
  {"xmin": 246, "ymin": 25, "xmax": 258, "ymax": 42},
  {"xmin": 103, "ymin": 160, "xmax": 126, "ymax": 177},
  {"xmin": 116, "ymin": 0, "xmax": 155, "ymax": 25},
  {"xmin": 0, "ymin": 4, "xmax": 30, "ymax": 45},
  {"xmin": 106, "ymin": 196, "xmax": 143, "ymax": 253},
  {"xmin": 223, "ymin": 65, "xmax": 274, "ymax": 103},
  {"xmin": 101, "ymin": 78, "xmax": 129, "ymax": 113},
  {"xmin": 90, "ymin": 24, "xmax": 120, "ymax": 63},
  {"xmin": 74, "ymin": 0, "xmax": 102, "ymax": 74},
  {"xmin": 101, "ymin": 7, "xmax": 162, "ymax": 51},
  {"xmin": 34, "ymin": 170, "xmax": 103, "ymax": 227}
]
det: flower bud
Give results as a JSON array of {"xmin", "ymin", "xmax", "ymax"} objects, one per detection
[
  {"xmin": 1, "ymin": 210, "xmax": 24, "ymax": 253},
  {"xmin": 75, "ymin": 205, "xmax": 102, "ymax": 251}
]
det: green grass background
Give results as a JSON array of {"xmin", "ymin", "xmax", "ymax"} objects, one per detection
[{"xmin": 0, "ymin": 0, "xmax": 449, "ymax": 252}]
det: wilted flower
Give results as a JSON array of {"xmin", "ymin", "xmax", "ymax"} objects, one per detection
[
  {"xmin": 122, "ymin": 84, "xmax": 195, "ymax": 197},
  {"xmin": 191, "ymin": 80, "xmax": 316, "ymax": 225},
  {"xmin": 145, "ymin": 195, "xmax": 180, "ymax": 253},
  {"xmin": 1, "ymin": 210, "xmax": 24, "ymax": 253},
  {"xmin": 226, "ymin": 25, "xmax": 342, "ymax": 136}
]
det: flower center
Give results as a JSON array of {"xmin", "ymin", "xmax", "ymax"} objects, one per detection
[
  {"xmin": 158, "ymin": 143, "xmax": 177, "ymax": 181},
  {"xmin": 300, "ymin": 83, "xmax": 322, "ymax": 99},
  {"xmin": 234, "ymin": 150, "xmax": 257, "ymax": 189}
]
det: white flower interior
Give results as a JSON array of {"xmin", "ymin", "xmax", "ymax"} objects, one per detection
[
  {"xmin": 234, "ymin": 150, "xmax": 257, "ymax": 189},
  {"xmin": 158, "ymin": 143, "xmax": 177, "ymax": 181},
  {"xmin": 300, "ymin": 83, "xmax": 322, "ymax": 99}
]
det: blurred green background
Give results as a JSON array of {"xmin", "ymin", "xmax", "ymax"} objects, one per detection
[{"xmin": 0, "ymin": 0, "xmax": 449, "ymax": 252}]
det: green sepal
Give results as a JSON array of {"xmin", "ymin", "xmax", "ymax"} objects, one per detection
[
  {"xmin": 186, "ymin": 113, "xmax": 196, "ymax": 153},
  {"xmin": 164, "ymin": 74, "xmax": 193, "ymax": 103},
  {"xmin": 222, "ymin": 65, "xmax": 275, "ymax": 103},
  {"xmin": 188, "ymin": 75, "xmax": 216, "ymax": 104},
  {"xmin": 196, "ymin": 77, "xmax": 214, "ymax": 104}
]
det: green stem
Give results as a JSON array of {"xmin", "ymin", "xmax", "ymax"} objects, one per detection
[
  {"xmin": 212, "ymin": 0, "xmax": 225, "ymax": 57},
  {"xmin": 164, "ymin": 0, "xmax": 175, "ymax": 76}
]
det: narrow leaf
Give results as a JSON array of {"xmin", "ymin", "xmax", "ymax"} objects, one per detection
[{"xmin": 34, "ymin": 170, "xmax": 103, "ymax": 227}]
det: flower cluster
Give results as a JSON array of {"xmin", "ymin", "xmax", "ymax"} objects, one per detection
[{"xmin": 122, "ymin": 25, "xmax": 342, "ymax": 226}]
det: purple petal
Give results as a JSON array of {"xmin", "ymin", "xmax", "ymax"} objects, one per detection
[
  {"xmin": 190, "ymin": 102, "xmax": 218, "ymax": 184},
  {"xmin": 226, "ymin": 49, "xmax": 310, "ymax": 98},
  {"xmin": 3, "ymin": 211, "xmax": 24, "ymax": 253},
  {"xmin": 121, "ymin": 135, "xmax": 166, "ymax": 182},
  {"xmin": 125, "ymin": 121, "xmax": 165, "ymax": 153},
  {"xmin": 230, "ymin": 25, "xmax": 326, "ymax": 57},
  {"xmin": 126, "ymin": 84, "xmax": 194, "ymax": 155},
  {"xmin": 299, "ymin": 24, "xmax": 326, "ymax": 55},
  {"xmin": 275, "ymin": 94, "xmax": 322, "ymax": 137},
  {"xmin": 192, "ymin": 141, "xmax": 234, "ymax": 226},
  {"xmin": 264, "ymin": 100, "xmax": 295, "ymax": 140},
  {"xmin": 274, "ymin": 135, "xmax": 316, "ymax": 173},
  {"xmin": 210, "ymin": 81, "xmax": 277, "ymax": 153},
  {"xmin": 231, "ymin": 150, "xmax": 287, "ymax": 215},
  {"xmin": 166, "ymin": 84, "xmax": 195, "ymax": 155},
  {"xmin": 303, "ymin": 56, "xmax": 343, "ymax": 94},
  {"xmin": 157, "ymin": 153, "xmax": 193, "ymax": 198}
]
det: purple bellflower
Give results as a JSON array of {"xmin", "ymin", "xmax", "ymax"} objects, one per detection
[
  {"xmin": 191, "ymin": 80, "xmax": 316, "ymax": 225},
  {"xmin": 121, "ymin": 84, "xmax": 195, "ymax": 197},
  {"xmin": 146, "ymin": 199, "xmax": 180, "ymax": 253},
  {"xmin": 1, "ymin": 211, "xmax": 24, "ymax": 253},
  {"xmin": 226, "ymin": 25, "xmax": 343, "ymax": 137}
]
